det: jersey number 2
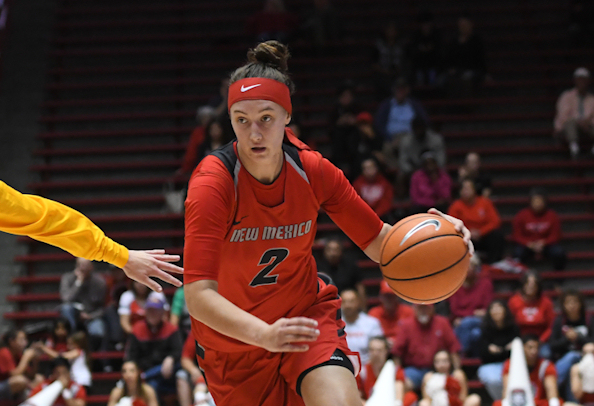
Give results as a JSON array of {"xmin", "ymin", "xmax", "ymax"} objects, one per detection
[{"xmin": 250, "ymin": 248, "xmax": 289, "ymax": 287}]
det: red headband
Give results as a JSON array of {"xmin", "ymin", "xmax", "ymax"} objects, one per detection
[{"xmin": 228, "ymin": 78, "xmax": 292, "ymax": 115}]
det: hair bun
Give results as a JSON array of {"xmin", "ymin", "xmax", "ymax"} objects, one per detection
[{"xmin": 247, "ymin": 41, "xmax": 290, "ymax": 73}]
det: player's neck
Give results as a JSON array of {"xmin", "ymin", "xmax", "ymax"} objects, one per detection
[{"xmin": 242, "ymin": 150, "xmax": 284, "ymax": 185}]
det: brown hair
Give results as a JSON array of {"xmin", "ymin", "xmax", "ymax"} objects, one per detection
[
  {"xmin": 121, "ymin": 361, "xmax": 147, "ymax": 401},
  {"xmin": 69, "ymin": 331, "xmax": 91, "ymax": 370},
  {"xmin": 229, "ymin": 41, "xmax": 295, "ymax": 94}
]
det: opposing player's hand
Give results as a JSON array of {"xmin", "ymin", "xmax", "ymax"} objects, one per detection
[
  {"xmin": 428, "ymin": 208, "xmax": 475, "ymax": 256},
  {"xmin": 260, "ymin": 317, "xmax": 320, "ymax": 353},
  {"xmin": 123, "ymin": 249, "xmax": 184, "ymax": 293}
]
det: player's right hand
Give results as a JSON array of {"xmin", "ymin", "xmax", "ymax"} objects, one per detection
[{"xmin": 260, "ymin": 317, "xmax": 320, "ymax": 353}]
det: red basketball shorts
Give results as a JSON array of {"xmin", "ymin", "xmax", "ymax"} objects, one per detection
[{"xmin": 194, "ymin": 276, "xmax": 361, "ymax": 406}]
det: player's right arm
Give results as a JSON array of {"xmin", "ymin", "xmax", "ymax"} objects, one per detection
[{"xmin": 184, "ymin": 159, "xmax": 319, "ymax": 352}]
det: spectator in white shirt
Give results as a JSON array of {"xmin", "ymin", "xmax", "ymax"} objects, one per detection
[
  {"xmin": 341, "ymin": 289, "xmax": 384, "ymax": 364},
  {"xmin": 554, "ymin": 67, "xmax": 594, "ymax": 158}
]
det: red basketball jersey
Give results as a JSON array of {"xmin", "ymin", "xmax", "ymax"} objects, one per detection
[{"xmin": 184, "ymin": 132, "xmax": 383, "ymax": 352}]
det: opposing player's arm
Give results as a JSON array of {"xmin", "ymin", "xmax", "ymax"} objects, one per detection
[{"xmin": 185, "ymin": 280, "xmax": 319, "ymax": 352}]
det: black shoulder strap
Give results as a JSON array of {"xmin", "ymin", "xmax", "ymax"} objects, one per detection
[
  {"xmin": 282, "ymin": 142, "xmax": 305, "ymax": 171},
  {"xmin": 210, "ymin": 140, "xmax": 237, "ymax": 178}
]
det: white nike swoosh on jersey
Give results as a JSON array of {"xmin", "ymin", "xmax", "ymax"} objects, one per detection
[{"xmin": 240, "ymin": 84, "xmax": 262, "ymax": 92}]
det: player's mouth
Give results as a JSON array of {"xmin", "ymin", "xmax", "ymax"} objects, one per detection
[{"xmin": 251, "ymin": 147, "xmax": 266, "ymax": 154}]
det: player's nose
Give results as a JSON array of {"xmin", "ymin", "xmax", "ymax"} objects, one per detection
[{"xmin": 249, "ymin": 122, "xmax": 263, "ymax": 142}]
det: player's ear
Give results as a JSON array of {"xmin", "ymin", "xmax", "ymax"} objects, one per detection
[{"xmin": 285, "ymin": 113, "xmax": 291, "ymax": 126}]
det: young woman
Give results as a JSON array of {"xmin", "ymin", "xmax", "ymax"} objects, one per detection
[
  {"xmin": 183, "ymin": 40, "xmax": 472, "ymax": 406},
  {"xmin": 107, "ymin": 361, "xmax": 158, "ymax": 406},
  {"xmin": 45, "ymin": 318, "xmax": 71, "ymax": 353},
  {"xmin": 420, "ymin": 350, "xmax": 481, "ymax": 406},
  {"xmin": 40, "ymin": 331, "xmax": 92, "ymax": 389},
  {"xmin": 476, "ymin": 300, "xmax": 520, "ymax": 401},
  {"xmin": 508, "ymin": 272, "xmax": 555, "ymax": 358},
  {"xmin": 550, "ymin": 290, "xmax": 594, "ymax": 399}
]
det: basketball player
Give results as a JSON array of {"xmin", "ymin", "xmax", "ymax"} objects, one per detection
[
  {"xmin": 0, "ymin": 181, "xmax": 182, "ymax": 292},
  {"xmin": 183, "ymin": 40, "xmax": 473, "ymax": 406}
]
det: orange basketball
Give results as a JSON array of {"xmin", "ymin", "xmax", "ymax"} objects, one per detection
[{"xmin": 379, "ymin": 213, "xmax": 470, "ymax": 304}]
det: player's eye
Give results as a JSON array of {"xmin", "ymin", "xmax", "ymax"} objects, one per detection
[
  {"xmin": 237, "ymin": 117, "xmax": 248, "ymax": 124},
  {"xmin": 261, "ymin": 115, "xmax": 272, "ymax": 122}
]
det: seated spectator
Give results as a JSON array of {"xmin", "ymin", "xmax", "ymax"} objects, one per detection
[
  {"xmin": 28, "ymin": 357, "xmax": 86, "ymax": 406},
  {"xmin": 512, "ymin": 188, "xmax": 566, "ymax": 270},
  {"xmin": 410, "ymin": 151, "xmax": 452, "ymax": 213},
  {"xmin": 371, "ymin": 21, "xmax": 408, "ymax": 100},
  {"xmin": 103, "ymin": 264, "xmax": 129, "ymax": 350},
  {"xmin": 180, "ymin": 334, "xmax": 213, "ymax": 406},
  {"xmin": 508, "ymin": 272, "xmax": 555, "ymax": 359},
  {"xmin": 457, "ymin": 152, "xmax": 492, "ymax": 197},
  {"xmin": 554, "ymin": 67, "xmax": 594, "ymax": 158},
  {"xmin": 246, "ymin": 0, "xmax": 298, "ymax": 43},
  {"xmin": 550, "ymin": 290, "xmax": 594, "ymax": 398},
  {"xmin": 45, "ymin": 318, "xmax": 71, "ymax": 353},
  {"xmin": 329, "ymin": 82, "xmax": 361, "ymax": 177},
  {"xmin": 59, "ymin": 258, "xmax": 107, "ymax": 351},
  {"xmin": 341, "ymin": 288, "xmax": 384, "ymax": 364},
  {"xmin": 399, "ymin": 117, "xmax": 446, "ymax": 179},
  {"xmin": 392, "ymin": 304, "xmax": 461, "ymax": 390},
  {"xmin": 119, "ymin": 281, "xmax": 168, "ymax": 336},
  {"xmin": 354, "ymin": 112, "xmax": 384, "ymax": 170},
  {"xmin": 195, "ymin": 119, "xmax": 231, "ymax": 159},
  {"xmin": 420, "ymin": 350, "xmax": 481, "ymax": 406},
  {"xmin": 353, "ymin": 157, "xmax": 395, "ymax": 220},
  {"xmin": 410, "ymin": 12, "xmax": 442, "ymax": 86},
  {"xmin": 125, "ymin": 295, "xmax": 183, "ymax": 399},
  {"xmin": 493, "ymin": 335, "xmax": 560, "ymax": 406},
  {"xmin": 178, "ymin": 106, "xmax": 217, "ymax": 176},
  {"xmin": 477, "ymin": 300, "xmax": 520, "ymax": 401},
  {"xmin": 107, "ymin": 360, "xmax": 158, "ymax": 406},
  {"xmin": 374, "ymin": 78, "xmax": 429, "ymax": 172},
  {"xmin": 0, "ymin": 329, "xmax": 42, "ymax": 401},
  {"xmin": 170, "ymin": 287, "xmax": 191, "ymax": 340},
  {"xmin": 448, "ymin": 179, "xmax": 504, "ymax": 263},
  {"xmin": 300, "ymin": 0, "xmax": 342, "ymax": 53},
  {"xmin": 449, "ymin": 255, "xmax": 493, "ymax": 356},
  {"xmin": 316, "ymin": 239, "xmax": 364, "ymax": 298},
  {"xmin": 207, "ymin": 78, "xmax": 230, "ymax": 119},
  {"xmin": 40, "ymin": 332, "xmax": 92, "ymax": 390},
  {"xmin": 357, "ymin": 336, "xmax": 417, "ymax": 406},
  {"xmin": 444, "ymin": 15, "xmax": 486, "ymax": 98},
  {"xmin": 570, "ymin": 342, "xmax": 594, "ymax": 405},
  {"xmin": 368, "ymin": 281, "xmax": 414, "ymax": 347}
]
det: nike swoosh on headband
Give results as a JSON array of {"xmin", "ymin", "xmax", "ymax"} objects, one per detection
[
  {"xmin": 400, "ymin": 219, "xmax": 441, "ymax": 246},
  {"xmin": 240, "ymin": 84, "xmax": 262, "ymax": 92}
]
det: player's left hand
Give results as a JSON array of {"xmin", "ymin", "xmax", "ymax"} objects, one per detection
[
  {"xmin": 428, "ymin": 208, "xmax": 475, "ymax": 256},
  {"xmin": 123, "ymin": 249, "xmax": 184, "ymax": 293}
]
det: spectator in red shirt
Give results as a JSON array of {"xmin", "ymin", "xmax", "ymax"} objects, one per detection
[
  {"xmin": 28, "ymin": 357, "xmax": 86, "ymax": 406},
  {"xmin": 368, "ymin": 281, "xmax": 414, "ymax": 347},
  {"xmin": 508, "ymin": 272, "xmax": 555, "ymax": 359},
  {"xmin": 410, "ymin": 151, "xmax": 452, "ymax": 214},
  {"xmin": 493, "ymin": 335, "xmax": 560, "ymax": 406},
  {"xmin": 0, "ymin": 329, "xmax": 42, "ymax": 400},
  {"xmin": 353, "ymin": 157, "xmax": 395, "ymax": 220},
  {"xmin": 449, "ymin": 255, "xmax": 493, "ymax": 356},
  {"xmin": 512, "ymin": 188, "xmax": 567, "ymax": 270},
  {"xmin": 357, "ymin": 336, "xmax": 417, "ymax": 406},
  {"xmin": 448, "ymin": 179, "xmax": 504, "ymax": 263},
  {"xmin": 246, "ymin": 0, "xmax": 298, "ymax": 43},
  {"xmin": 178, "ymin": 106, "xmax": 217, "ymax": 176},
  {"xmin": 392, "ymin": 304, "xmax": 461, "ymax": 390},
  {"xmin": 45, "ymin": 318, "xmax": 71, "ymax": 354},
  {"xmin": 125, "ymin": 295, "xmax": 183, "ymax": 401}
]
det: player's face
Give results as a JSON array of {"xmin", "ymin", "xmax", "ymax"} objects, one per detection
[
  {"xmin": 368, "ymin": 339, "xmax": 388, "ymax": 365},
  {"xmin": 523, "ymin": 340, "xmax": 539, "ymax": 365},
  {"xmin": 230, "ymin": 100, "xmax": 291, "ymax": 163},
  {"xmin": 433, "ymin": 351, "xmax": 451, "ymax": 373}
]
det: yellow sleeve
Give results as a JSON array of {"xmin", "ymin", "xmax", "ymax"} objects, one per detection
[{"xmin": 0, "ymin": 181, "xmax": 129, "ymax": 268}]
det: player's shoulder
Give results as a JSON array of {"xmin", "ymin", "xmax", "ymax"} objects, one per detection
[{"xmin": 189, "ymin": 143, "xmax": 237, "ymax": 188}]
